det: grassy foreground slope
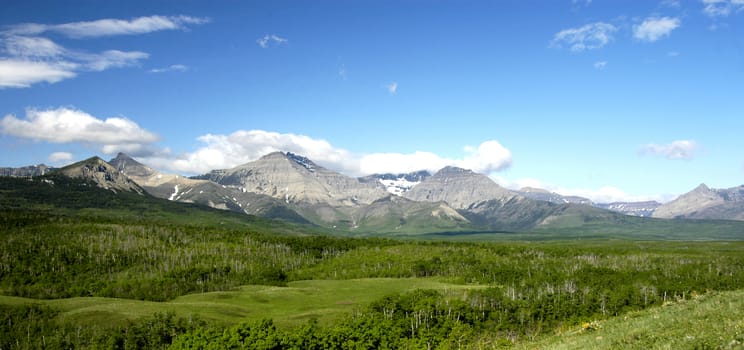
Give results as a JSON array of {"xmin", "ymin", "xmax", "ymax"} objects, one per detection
[{"xmin": 517, "ymin": 289, "xmax": 744, "ymax": 350}]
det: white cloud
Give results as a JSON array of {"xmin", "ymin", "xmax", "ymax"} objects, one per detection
[
  {"xmin": 78, "ymin": 50, "xmax": 149, "ymax": 71},
  {"xmin": 634, "ymin": 17, "xmax": 680, "ymax": 42},
  {"xmin": 48, "ymin": 151, "xmax": 73, "ymax": 164},
  {"xmin": 702, "ymin": 0, "xmax": 744, "ymax": 17},
  {"xmin": 0, "ymin": 15, "xmax": 205, "ymax": 88},
  {"xmin": 550, "ymin": 22, "xmax": 617, "ymax": 52},
  {"xmin": 257, "ymin": 34, "xmax": 288, "ymax": 48},
  {"xmin": 387, "ymin": 82, "xmax": 398, "ymax": 94},
  {"xmin": 0, "ymin": 107, "xmax": 159, "ymax": 154},
  {"xmin": 639, "ymin": 140, "xmax": 698, "ymax": 160},
  {"xmin": 150, "ymin": 64, "xmax": 188, "ymax": 73},
  {"xmin": 144, "ymin": 130, "xmax": 354, "ymax": 175},
  {"xmin": 0, "ymin": 59, "xmax": 77, "ymax": 88},
  {"xmin": 594, "ymin": 61, "xmax": 607, "ymax": 69},
  {"xmin": 353, "ymin": 140, "xmax": 512, "ymax": 176},
  {"xmin": 4, "ymin": 36, "xmax": 65, "ymax": 57},
  {"xmin": 136, "ymin": 129, "xmax": 512, "ymax": 177},
  {"xmin": 6, "ymin": 15, "xmax": 209, "ymax": 38}
]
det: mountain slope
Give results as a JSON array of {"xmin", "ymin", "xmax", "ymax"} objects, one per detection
[
  {"xmin": 653, "ymin": 184, "xmax": 744, "ymax": 220},
  {"xmin": 109, "ymin": 153, "xmax": 308, "ymax": 223},
  {"xmin": 56, "ymin": 156, "xmax": 145, "ymax": 194},
  {"xmin": 201, "ymin": 152, "xmax": 388, "ymax": 206},
  {"xmin": 403, "ymin": 166, "xmax": 516, "ymax": 209}
]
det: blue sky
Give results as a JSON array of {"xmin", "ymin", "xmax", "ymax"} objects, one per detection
[{"xmin": 1, "ymin": 0, "xmax": 743, "ymax": 202}]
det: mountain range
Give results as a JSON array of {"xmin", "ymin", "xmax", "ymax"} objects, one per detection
[{"xmin": 4, "ymin": 152, "xmax": 744, "ymax": 233}]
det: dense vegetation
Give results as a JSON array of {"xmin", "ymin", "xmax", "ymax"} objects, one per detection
[{"xmin": 2, "ymin": 176, "xmax": 744, "ymax": 348}]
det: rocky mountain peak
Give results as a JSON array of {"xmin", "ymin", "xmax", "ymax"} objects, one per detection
[
  {"xmin": 57, "ymin": 157, "xmax": 144, "ymax": 194},
  {"xmin": 692, "ymin": 183, "xmax": 712, "ymax": 193},
  {"xmin": 404, "ymin": 165, "xmax": 517, "ymax": 209},
  {"xmin": 109, "ymin": 153, "xmax": 155, "ymax": 178},
  {"xmin": 209, "ymin": 151, "xmax": 387, "ymax": 206}
]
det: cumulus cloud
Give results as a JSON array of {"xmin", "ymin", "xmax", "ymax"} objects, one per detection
[
  {"xmin": 639, "ymin": 140, "xmax": 698, "ymax": 160},
  {"xmin": 550, "ymin": 22, "xmax": 617, "ymax": 52},
  {"xmin": 594, "ymin": 61, "xmax": 607, "ymax": 69},
  {"xmin": 137, "ymin": 129, "xmax": 512, "ymax": 177},
  {"xmin": 634, "ymin": 17, "xmax": 681, "ymax": 42},
  {"xmin": 5, "ymin": 15, "xmax": 209, "ymax": 38},
  {"xmin": 143, "ymin": 130, "xmax": 354, "ymax": 175},
  {"xmin": 257, "ymin": 34, "xmax": 288, "ymax": 48},
  {"xmin": 0, "ymin": 15, "xmax": 206, "ymax": 88},
  {"xmin": 48, "ymin": 151, "xmax": 74, "ymax": 164},
  {"xmin": 0, "ymin": 107, "xmax": 159, "ymax": 155},
  {"xmin": 702, "ymin": 0, "xmax": 744, "ymax": 17}
]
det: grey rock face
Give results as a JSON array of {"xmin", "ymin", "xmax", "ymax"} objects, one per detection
[
  {"xmin": 403, "ymin": 166, "xmax": 516, "ymax": 209},
  {"xmin": 206, "ymin": 152, "xmax": 388, "ymax": 206},
  {"xmin": 653, "ymin": 184, "xmax": 744, "ymax": 220},
  {"xmin": 57, "ymin": 157, "xmax": 145, "ymax": 194}
]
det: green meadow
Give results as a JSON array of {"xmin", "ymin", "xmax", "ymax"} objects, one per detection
[{"xmin": 2, "ymin": 176, "xmax": 744, "ymax": 349}]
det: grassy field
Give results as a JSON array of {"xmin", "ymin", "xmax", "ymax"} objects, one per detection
[
  {"xmin": 0, "ymin": 278, "xmax": 483, "ymax": 328},
  {"xmin": 516, "ymin": 289, "xmax": 744, "ymax": 349}
]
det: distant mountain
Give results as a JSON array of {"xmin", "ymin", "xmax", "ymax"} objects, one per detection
[
  {"xmin": 0, "ymin": 164, "xmax": 55, "ymax": 177},
  {"xmin": 358, "ymin": 171, "xmax": 431, "ymax": 196},
  {"xmin": 201, "ymin": 152, "xmax": 387, "ymax": 206},
  {"xmin": 56, "ymin": 156, "xmax": 145, "ymax": 194},
  {"xmin": 16, "ymin": 151, "xmax": 740, "ymax": 234},
  {"xmin": 595, "ymin": 201, "xmax": 660, "ymax": 218},
  {"xmin": 109, "ymin": 153, "xmax": 308, "ymax": 223},
  {"xmin": 401, "ymin": 166, "xmax": 608, "ymax": 231},
  {"xmin": 517, "ymin": 187, "xmax": 659, "ymax": 217},
  {"xmin": 653, "ymin": 184, "xmax": 744, "ymax": 220},
  {"xmin": 518, "ymin": 187, "xmax": 592, "ymax": 205},
  {"xmin": 404, "ymin": 166, "xmax": 516, "ymax": 209}
]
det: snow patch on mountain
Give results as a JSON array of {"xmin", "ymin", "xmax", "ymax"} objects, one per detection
[{"xmin": 379, "ymin": 177, "xmax": 421, "ymax": 196}]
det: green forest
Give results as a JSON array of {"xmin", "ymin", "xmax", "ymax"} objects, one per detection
[{"xmin": 2, "ymin": 176, "xmax": 744, "ymax": 349}]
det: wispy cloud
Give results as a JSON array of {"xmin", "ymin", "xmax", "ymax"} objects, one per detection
[
  {"xmin": 594, "ymin": 61, "xmax": 607, "ymax": 69},
  {"xmin": 634, "ymin": 17, "xmax": 681, "ymax": 42},
  {"xmin": 257, "ymin": 34, "xmax": 288, "ymax": 48},
  {"xmin": 639, "ymin": 140, "xmax": 698, "ymax": 160},
  {"xmin": 0, "ymin": 15, "xmax": 205, "ymax": 88},
  {"xmin": 702, "ymin": 0, "xmax": 744, "ymax": 17},
  {"xmin": 550, "ymin": 22, "xmax": 617, "ymax": 52},
  {"xmin": 5, "ymin": 15, "xmax": 209, "ymax": 38},
  {"xmin": 150, "ymin": 64, "xmax": 188, "ymax": 73},
  {"xmin": 387, "ymin": 82, "xmax": 398, "ymax": 94},
  {"xmin": 0, "ymin": 107, "xmax": 159, "ymax": 156}
]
